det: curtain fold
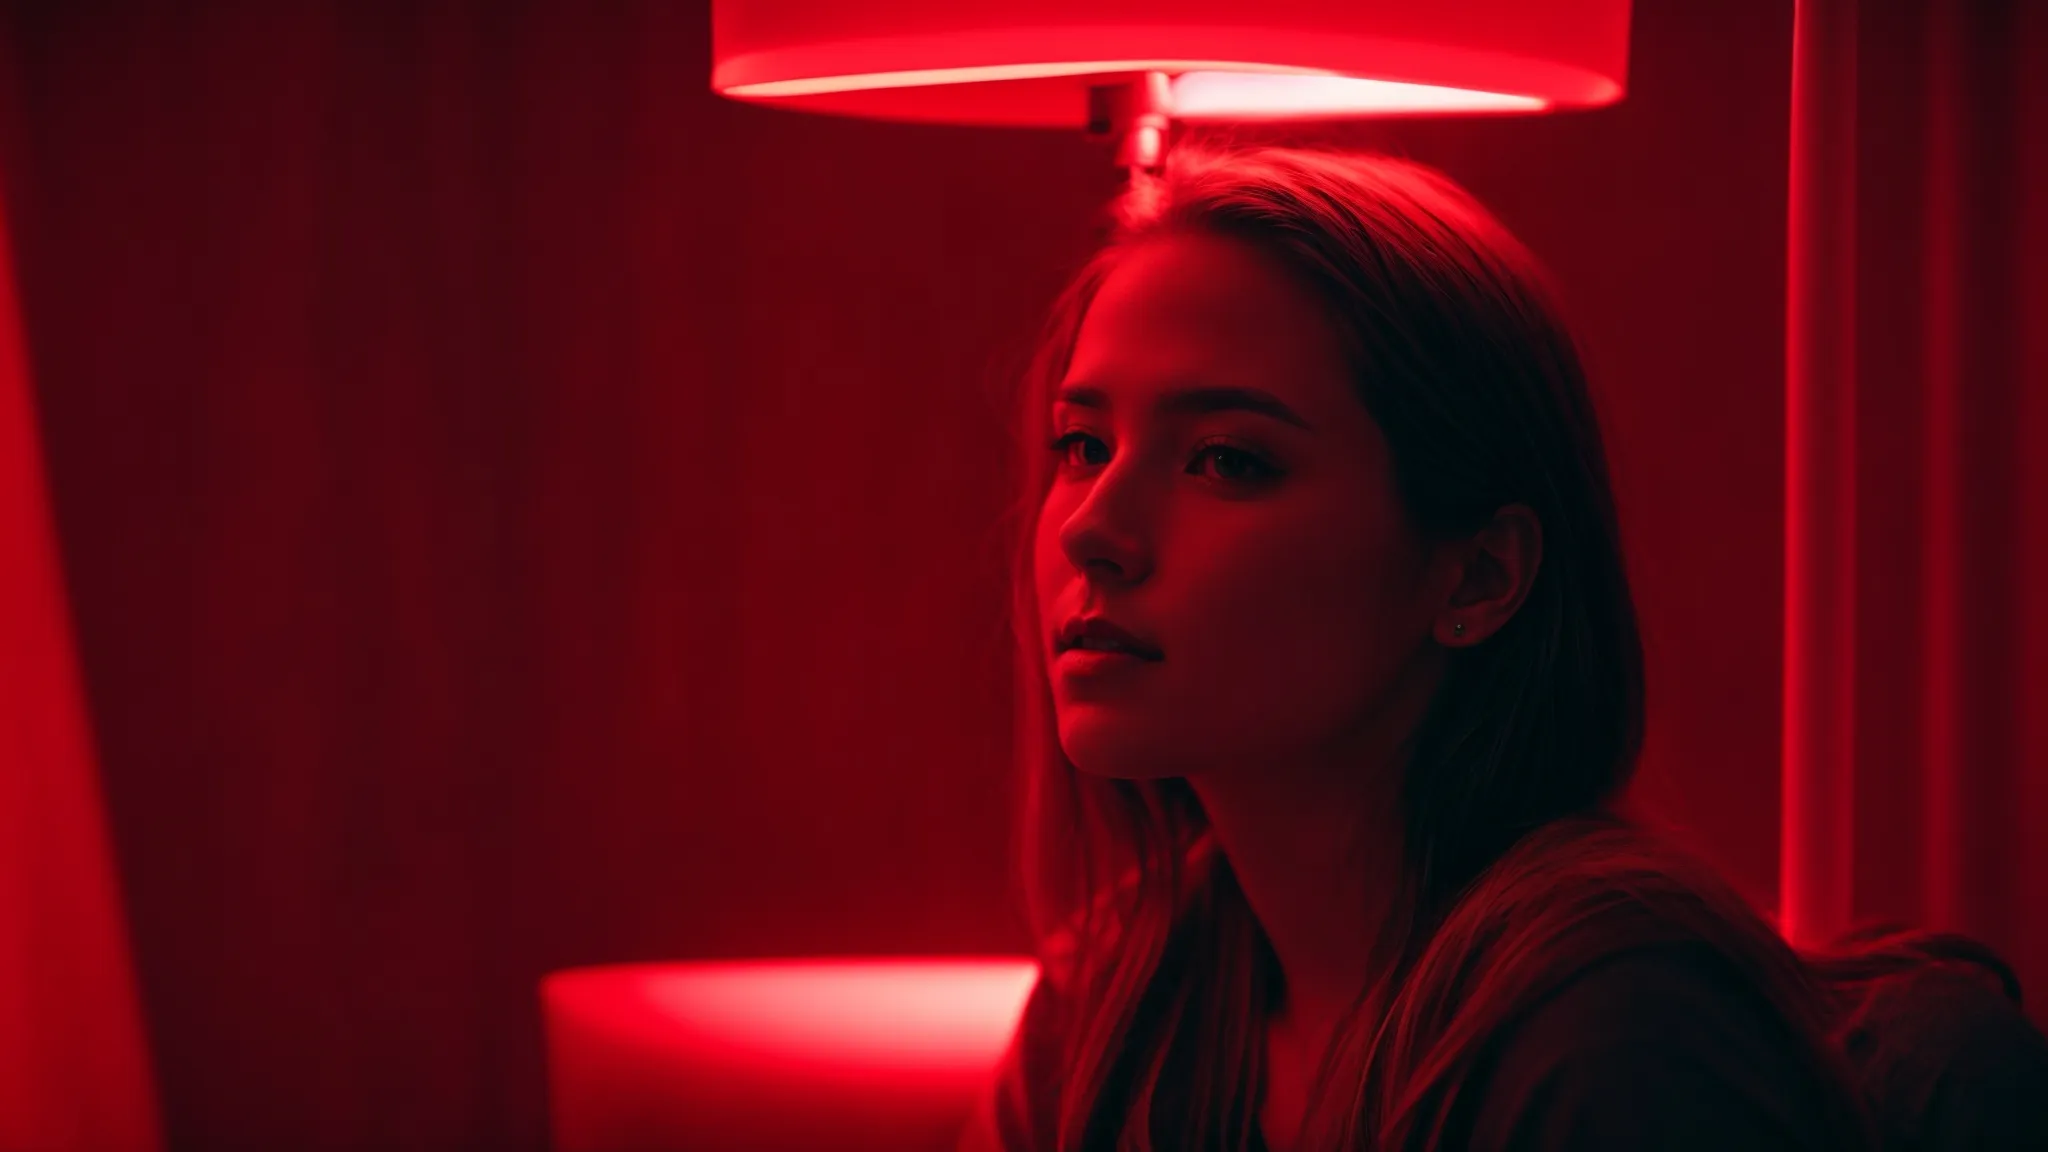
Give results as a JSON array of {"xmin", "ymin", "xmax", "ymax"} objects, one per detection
[
  {"xmin": 0, "ymin": 168, "xmax": 162, "ymax": 1151},
  {"xmin": 1785, "ymin": 0, "xmax": 2048, "ymax": 1014}
]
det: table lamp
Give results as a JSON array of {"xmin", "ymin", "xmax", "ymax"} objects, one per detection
[
  {"xmin": 543, "ymin": 958, "xmax": 1039, "ymax": 1151},
  {"xmin": 540, "ymin": 3, "xmax": 1635, "ymax": 1149},
  {"xmin": 711, "ymin": 0, "xmax": 1632, "ymax": 173}
]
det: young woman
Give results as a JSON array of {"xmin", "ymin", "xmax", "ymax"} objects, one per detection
[{"xmin": 957, "ymin": 142, "xmax": 1878, "ymax": 1152}]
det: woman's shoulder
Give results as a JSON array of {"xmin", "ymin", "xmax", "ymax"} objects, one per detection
[
  {"xmin": 1466, "ymin": 812, "xmax": 1748, "ymax": 911},
  {"xmin": 1393, "ymin": 815, "xmax": 1872, "ymax": 1149},
  {"xmin": 1428, "ymin": 813, "xmax": 1831, "ymax": 1053},
  {"xmin": 1435, "ymin": 813, "xmax": 1803, "ymax": 977},
  {"xmin": 1454, "ymin": 941, "xmax": 1863, "ymax": 1151}
]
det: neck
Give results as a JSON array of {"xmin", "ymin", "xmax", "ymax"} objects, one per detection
[
  {"xmin": 1185, "ymin": 642, "xmax": 1444, "ymax": 1026},
  {"xmin": 1187, "ymin": 750, "xmax": 1405, "ymax": 1027}
]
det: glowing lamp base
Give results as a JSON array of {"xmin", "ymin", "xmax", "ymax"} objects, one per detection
[{"xmin": 541, "ymin": 957, "xmax": 1040, "ymax": 1151}]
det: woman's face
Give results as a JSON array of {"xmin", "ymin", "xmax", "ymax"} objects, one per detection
[{"xmin": 1033, "ymin": 230, "xmax": 1450, "ymax": 782}]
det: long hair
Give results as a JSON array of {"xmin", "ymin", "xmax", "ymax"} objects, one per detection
[{"xmin": 995, "ymin": 141, "xmax": 1862, "ymax": 1151}]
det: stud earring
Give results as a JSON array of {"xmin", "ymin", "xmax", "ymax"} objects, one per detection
[{"xmin": 1452, "ymin": 622, "xmax": 1466, "ymax": 638}]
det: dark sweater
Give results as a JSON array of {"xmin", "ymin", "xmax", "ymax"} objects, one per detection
[
  {"xmin": 967, "ymin": 940, "xmax": 2048, "ymax": 1151},
  {"xmin": 1445, "ymin": 945, "xmax": 1858, "ymax": 1150}
]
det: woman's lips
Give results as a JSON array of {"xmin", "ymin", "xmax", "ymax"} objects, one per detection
[
  {"xmin": 1055, "ymin": 615, "xmax": 1164, "ymax": 660},
  {"xmin": 1055, "ymin": 648, "xmax": 1162, "ymax": 677}
]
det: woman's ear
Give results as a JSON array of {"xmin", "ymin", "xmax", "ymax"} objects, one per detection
[{"xmin": 1437, "ymin": 504, "xmax": 1543, "ymax": 646}]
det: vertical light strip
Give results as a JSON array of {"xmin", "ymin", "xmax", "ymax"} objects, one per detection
[
  {"xmin": 1920, "ymin": 0, "xmax": 1963, "ymax": 931},
  {"xmin": 1781, "ymin": 0, "xmax": 1858, "ymax": 949}
]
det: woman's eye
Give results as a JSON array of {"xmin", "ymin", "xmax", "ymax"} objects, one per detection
[
  {"xmin": 1046, "ymin": 431, "xmax": 1281, "ymax": 486},
  {"xmin": 1192, "ymin": 442, "xmax": 1281, "ymax": 485},
  {"xmin": 1047, "ymin": 430, "xmax": 1110, "ymax": 469}
]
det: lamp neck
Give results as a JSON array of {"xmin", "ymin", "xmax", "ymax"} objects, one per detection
[{"xmin": 1086, "ymin": 71, "xmax": 1174, "ymax": 179}]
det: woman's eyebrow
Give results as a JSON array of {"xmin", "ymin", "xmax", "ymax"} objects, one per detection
[{"xmin": 1053, "ymin": 382, "xmax": 1315, "ymax": 432}]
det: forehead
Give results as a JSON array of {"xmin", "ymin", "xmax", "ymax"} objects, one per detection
[{"xmin": 1060, "ymin": 232, "xmax": 1357, "ymax": 423}]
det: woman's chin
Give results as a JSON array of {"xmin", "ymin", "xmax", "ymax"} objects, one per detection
[
  {"xmin": 1068, "ymin": 762, "xmax": 1185, "ymax": 782},
  {"xmin": 1057, "ymin": 723, "xmax": 1193, "ymax": 781}
]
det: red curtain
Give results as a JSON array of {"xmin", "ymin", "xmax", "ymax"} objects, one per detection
[
  {"xmin": 0, "ymin": 5, "xmax": 1049, "ymax": 1148},
  {"xmin": 1783, "ymin": 0, "xmax": 2048, "ymax": 996},
  {"xmin": 0, "ymin": 83, "xmax": 161, "ymax": 1152},
  {"xmin": 2, "ymin": 1, "xmax": 2034, "ymax": 1149}
]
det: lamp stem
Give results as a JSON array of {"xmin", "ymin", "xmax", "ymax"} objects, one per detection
[{"xmin": 1085, "ymin": 72, "xmax": 1174, "ymax": 180}]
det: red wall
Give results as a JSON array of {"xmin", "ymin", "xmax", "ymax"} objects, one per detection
[{"xmin": 0, "ymin": 2, "xmax": 1794, "ymax": 1148}]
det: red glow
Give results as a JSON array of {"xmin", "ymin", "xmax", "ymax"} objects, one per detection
[
  {"xmin": 542, "ymin": 958, "xmax": 1039, "ymax": 1151},
  {"xmin": 727, "ymin": 62, "xmax": 1550, "ymax": 118},
  {"xmin": 710, "ymin": 3, "xmax": 1633, "ymax": 127},
  {"xmin": 721, "ymin": 59, "xmax": 1330, "ymax": 98},
  {"xmin": 626, "ymin": 957, "xmax": 1036, "ymax": 1070},
  {"xmin": 1172, "ymin": 71, "xmax": 1549, "ymax": 118},
  {"xmin": 1, "ymin": 154, "xmax": 163, "ymax": 1151},
  {"xmin": 1780, "ymin": 0, "xmax": 1858, "ymax": 949}
]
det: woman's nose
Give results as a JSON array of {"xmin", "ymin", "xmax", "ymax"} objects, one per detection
[{"xmin": 1058, "ymin": 490, "xmax": 1153, "ymax": 586}]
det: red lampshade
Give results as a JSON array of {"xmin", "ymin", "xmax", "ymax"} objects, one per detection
[{"xmin": 710, "ymin": 0, "xmax": 1633, "ymax": 125}]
